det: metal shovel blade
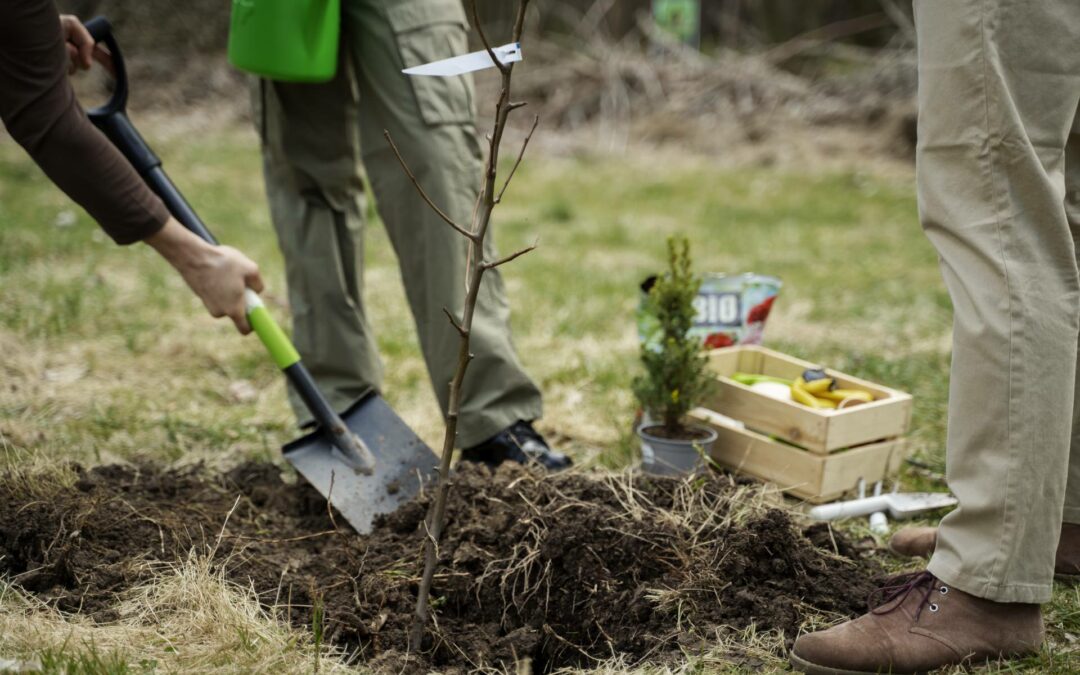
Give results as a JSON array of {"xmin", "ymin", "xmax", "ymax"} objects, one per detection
[{"xmin": 282, "ymin": 392, "xmax": 439, "ymax": 534}]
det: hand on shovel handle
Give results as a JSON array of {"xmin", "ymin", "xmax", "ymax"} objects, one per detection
[{"xmin": 145, "ymin": 217, "xmax": 265, "ymax": 334}]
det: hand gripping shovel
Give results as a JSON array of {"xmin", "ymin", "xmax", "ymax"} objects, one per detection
[{"xmin": 83, "ymin": 17, "xmax": 438, "ymax": 533}]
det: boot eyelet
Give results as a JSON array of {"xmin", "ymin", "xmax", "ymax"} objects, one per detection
[
  {"xmin": 939, "ymin": 586, "xmax": 948, "ymax": 595},
  {"xmin": 929, "ymin": 603, "xmax": 939, "ymax": 612}
]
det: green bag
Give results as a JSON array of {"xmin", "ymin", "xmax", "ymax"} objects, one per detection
[{"xmin": 228, "ymin": 0, "xmax": 341, "ymax": 82}]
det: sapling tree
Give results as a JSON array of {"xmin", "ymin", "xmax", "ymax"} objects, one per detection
[
  {"xmin": 383, "ymin": 0, "xmax": 539, "ymax": 651},
  {"xmin": 633, "ymin": 236, "xmax": 713, "ymax": 437}
]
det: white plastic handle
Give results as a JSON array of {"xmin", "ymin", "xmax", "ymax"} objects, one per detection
[{"xmin": 809, "ymin": 495, "xmax": 890, "ymax": 521}]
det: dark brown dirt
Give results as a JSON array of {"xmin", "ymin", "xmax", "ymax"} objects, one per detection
[{"xmin": 0, "ymin": 461, "xmax": 883, "ymax": 672}]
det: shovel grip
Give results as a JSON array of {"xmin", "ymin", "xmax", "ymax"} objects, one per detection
[
  {"xmin": 84, "ymin": 17, "xmax": 128, "ymax": 116},
  {"xmin": 245, "ymin": 290, "xmax": 300, "ymax": 369}
]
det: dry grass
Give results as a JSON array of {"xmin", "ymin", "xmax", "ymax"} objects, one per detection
[{"xmin": 0, "ymin": 552, "xmax": 360, "ymax": 673}]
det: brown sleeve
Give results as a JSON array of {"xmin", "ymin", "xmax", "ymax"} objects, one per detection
[{"xmin": 0, "ymin": 0, "xmax": 170, "ymax": 245}]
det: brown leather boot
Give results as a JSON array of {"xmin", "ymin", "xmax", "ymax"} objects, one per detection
[
  {"xmin": 889, "ymin": 523, "xmax": 1080, "ymax": 577},
  {"xmin": 790, "ymin": 571, "xmax": 1043, "ymax": 674},
  {"xmin": 888, "ymin": 526, "xmax": 938, "ymax": 558}
]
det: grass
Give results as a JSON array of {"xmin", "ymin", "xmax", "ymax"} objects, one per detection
[{"xmin": 0, "ymin": 123, "xmax": 1076, "ymax": 672}]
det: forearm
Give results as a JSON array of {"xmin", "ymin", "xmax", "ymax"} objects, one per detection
[
  {"xmin": 144, "ymin": 217, "xmax": 218, "ymax": 268},
  {"xmin": 18, "ymin": 100, "xmax": 171, "ymax": 243},
  {"xmin": 0, "ymin": 0, "xmax": 169, "ymax": 244}
]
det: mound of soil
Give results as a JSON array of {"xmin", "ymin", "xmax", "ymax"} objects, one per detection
[{"xmin": 0, "ymin": 462, "xmax": 881, "ymax": 672}]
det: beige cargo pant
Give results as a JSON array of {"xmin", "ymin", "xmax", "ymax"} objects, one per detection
[
  {"xmin": 917, "ymin": 0, "xmax": 1080, "ymax": 603},
  {"xmin": 253, "ymin": 0, "xmax": 542, "ymax": 448}
]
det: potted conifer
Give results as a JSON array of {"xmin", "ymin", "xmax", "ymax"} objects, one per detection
[{"xmin": 634, "ymin": 236, "xmax": 718, "ymax": 475}]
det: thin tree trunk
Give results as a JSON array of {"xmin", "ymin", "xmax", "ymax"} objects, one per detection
[{"xmin": 384, "ymin": 0, "xmax": 538, "ymax": 653}]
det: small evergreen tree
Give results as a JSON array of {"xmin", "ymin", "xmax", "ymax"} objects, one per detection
[{"xmin": 633, "ymin": 236, "xmax": 713, "ymax": 436}]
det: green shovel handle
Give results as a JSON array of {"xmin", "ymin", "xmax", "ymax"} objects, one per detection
[{"xmin": 245, "ymin": 289, "xmax": 300, "ymax": 369}]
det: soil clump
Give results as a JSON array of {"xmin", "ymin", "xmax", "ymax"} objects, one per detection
[{"xmin": 0, "ymin": 461, "xmax": 882, "ymax": 672}]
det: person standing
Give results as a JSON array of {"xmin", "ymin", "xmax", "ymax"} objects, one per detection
[
  {"xmin": 254, "ymin": 0, "xmax": 568, "ymax": 468},
  {"xmin": 791, "ymin": 2, "xmax": 1080, "ymax": 673}
]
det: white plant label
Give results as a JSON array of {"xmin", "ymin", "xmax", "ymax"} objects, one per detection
[{"xmin": 403, "ymin": 43, "xmax": 523, "ymax": 77}]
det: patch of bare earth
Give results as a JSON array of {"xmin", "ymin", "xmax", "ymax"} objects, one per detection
[{"xmin": 0, "ymin": 461, "xmax": 882, "ymax": 672}]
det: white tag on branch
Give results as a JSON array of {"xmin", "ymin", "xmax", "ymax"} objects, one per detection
[{"xmin": 402, "ymin": 43, "xmax": 522, "ymax": 77}]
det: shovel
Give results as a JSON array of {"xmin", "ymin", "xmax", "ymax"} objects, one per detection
[{"xmin": 82, "ymin": 17, "xmax": 439, "ymax": 533}]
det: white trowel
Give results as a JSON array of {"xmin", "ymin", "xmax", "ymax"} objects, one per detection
[{"xmin": 809, "ymin": 492, "xmax": 957, "ymax": 521}]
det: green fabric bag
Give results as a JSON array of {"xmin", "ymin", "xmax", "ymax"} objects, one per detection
[{"xmin": 228, "ymin": 0, "xmax": 340, "ymax": 82}]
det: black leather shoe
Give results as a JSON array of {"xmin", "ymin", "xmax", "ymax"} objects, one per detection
[{"xmin": 460, "ymin": 420, "xmax": 572, "ymax": 471}]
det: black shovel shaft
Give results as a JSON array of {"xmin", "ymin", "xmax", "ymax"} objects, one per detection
[
  {"xmin": 82, "ymin": 16, "xmax": 367, "ymax": 466},
  {"xmin": 93, "ymin": 114, "xmax": 220, "ymax": 245}
]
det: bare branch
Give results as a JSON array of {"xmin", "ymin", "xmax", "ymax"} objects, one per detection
[
  {"xmin": 383, "ymin": 129, "xmax": 476, "ymax": 241},
  {"xmin": 482, "ymin": 240, "xmax": 538, "ymax": 270},
  {"xmin": 470, "ymin": 0, "xmax": 509, "ymax": 75},
  {"xmin": 469, "ymin": 185, "xmax": 483, "ymax": 233},
  {"xmin": 511, "ymin": 0, "xmax": 530, "ymax": 42},
  {"xmin": 442, "ymin": 307, "xmax": 467, "ymax": 337},
  {"xmin": 507, "ymin": 101, "xmax": 528, "ymax": 112},
  {"xmin": 495, "ymin": 115, "xmax": 539, "ymax": 204}
]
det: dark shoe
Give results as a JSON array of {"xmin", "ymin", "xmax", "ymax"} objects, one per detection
[
  {"xmin": 790, "ymin": 571, "xmax": 1043, "ymax": 674},
  {"xmin": 891, "ymin": 524, "xmax": 1080, "ymax": 578},
  {"xmin": 460, "ymin": 420, "xmax": 572, "ymax": 471},
  {"xmin": 1056, "ymin": 523, "xmax": 1080, "ymax": 577}
]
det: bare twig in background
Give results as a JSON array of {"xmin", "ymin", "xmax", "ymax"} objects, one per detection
[
  {"xmin": 394, "ymin": 0, "xmax": 536, "ymax": 652},
  {"xmin": 762, "ymin": 13, "xmax": 890, "ymax": 65},
  {"xmin": 877, "ymin": 0, "xmax": 915, "ymax": 41},
  {"xmin": 463, "ymin": 0, "xmax": 916, "ymax": 160},
  {"xmin": 580, "ymin": 0, "xmax": 617, "ymax": 37}
]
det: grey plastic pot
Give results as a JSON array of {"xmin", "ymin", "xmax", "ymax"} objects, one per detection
[{"xmin": 638, "ymin": 423, "xmax": 718, "ymax": 476}]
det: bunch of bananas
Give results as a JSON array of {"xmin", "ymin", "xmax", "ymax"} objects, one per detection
[
  {"xmin": 791, "ymin": 369, "xmax": 874, "ymax": 409},
  {"xmin": 731, "ymin": 368, "xmax": 875, "ymax": 410}
]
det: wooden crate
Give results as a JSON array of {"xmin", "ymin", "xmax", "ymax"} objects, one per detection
[
  {"xmin": 704, "ymin": 345, "xmax": 913, "ymax": 454},
  {"xmin": 690, "ymin": 409, "xmax": 909, "ymax": 503}
]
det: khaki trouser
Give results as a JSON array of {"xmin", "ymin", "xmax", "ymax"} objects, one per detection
[
  {"xmin": 917, "ymin": 0, "xmax": 1080, "ymax": 603},
  {"xmin": 254, "ymin": 0, "xmax": 542, "ymax": 448}
]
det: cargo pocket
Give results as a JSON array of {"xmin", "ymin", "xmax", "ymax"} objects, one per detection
[{"xmin": 387, "ymin": 0, "xmax": 475, "ymax": 126}]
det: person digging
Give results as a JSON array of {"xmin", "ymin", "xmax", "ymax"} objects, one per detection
[
  {"xmin": 791, "ymin": 2, "xmax": 1080, "ymax": 673},
  {"xmin": 0, "ymin": 3, "xmax": 263, "ymax": 335},
  {"xmin": 250, "ymin": 0, "xmax": 568, "ymax": 471}
]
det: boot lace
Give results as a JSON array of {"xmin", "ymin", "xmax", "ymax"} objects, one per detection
[{"xmin": 868, "ymin": 570, "xmax": 939, "ymax": 619}]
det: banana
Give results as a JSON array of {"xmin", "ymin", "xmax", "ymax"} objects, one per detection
[
  {"xmin": 818, "ymin": 388, "xmax": 875, "ymax": 403},
  {"xmin": 800, "ymin": 368, "xmax": 835, "ymax": 394},
  {"xmin": 791, "ymin": 378, "xmax": 824, "ymax": 409},
  {"xmin": 812, "ymin": 395, "xmax": 838, "ymax": 409},
  {"xmin": 802, "ymin": 377, "xmax": 835, "ymax": 395}
]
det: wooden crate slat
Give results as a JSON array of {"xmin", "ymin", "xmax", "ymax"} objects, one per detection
[{"xmin": 692, "ymin": 412, "xmax": 909, "ymax": 503}]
